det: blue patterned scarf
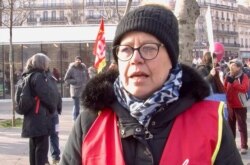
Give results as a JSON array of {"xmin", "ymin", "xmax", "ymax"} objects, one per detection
[{"xmin": 114, "ymin": 64, "xmax": 183, "ymax": 126}]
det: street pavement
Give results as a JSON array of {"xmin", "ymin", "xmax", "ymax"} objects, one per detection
[
  {"xmin": 0, "ymin": 99, "xmax": 250, "ymax": 164},
  {"xmin": 0, "ymin": 99, "xmax": 73, "ymax": 165}
]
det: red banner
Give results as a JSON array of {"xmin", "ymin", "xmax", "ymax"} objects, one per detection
[{"xmin": 93, "ymin": 18, "xmax": 106, "ymax": 73}]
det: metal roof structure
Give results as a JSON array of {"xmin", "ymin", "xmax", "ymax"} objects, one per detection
[{"xmin": 0, "ymin": 24, "xmax": 117, "ymax": 45}]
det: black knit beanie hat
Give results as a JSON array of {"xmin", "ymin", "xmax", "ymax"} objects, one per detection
[
  {"xmin": 75, "ymin": 56, "xmax": 82, "ymax": 62},
  {"xmin": 112, "ymin": 4, "xmax": 179, "ymax": 67}
]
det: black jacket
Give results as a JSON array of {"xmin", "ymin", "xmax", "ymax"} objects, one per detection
[
  {"xmin": 61, "ymin": 64, "xmax": 243, "ymax": 165},
  {"xmin": 21, "ymin": 69, "xmax": 59, "ymax": 138},
  {"xmin": 47, "ymin": 71, "xmax": 62, "ymax": 115},
  {"xmin": 196, "ymin": 64, "xmax": 225, "ymax": 94}
]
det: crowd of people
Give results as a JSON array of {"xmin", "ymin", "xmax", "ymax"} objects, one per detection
[
  {"xmin": 195, "ymin": 49, "xmax": 250, "ymax": 156},
  {"xmin": 14, "ymin": 2, "xmax": 250, "ymax": 165}
]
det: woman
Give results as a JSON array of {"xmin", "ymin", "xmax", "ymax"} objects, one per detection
[
  {"xmin": 197, "ymin": 52, "xmax": 227, "ymax": 119},
  {"xmin": 61, "ymin": 3, "xmax": 242, "ymax": 165},
  {"xmin": 224, "ymin": 59, "xmax": 249, "ymax": 155},
  {"xmin": 19, "ymin": 53, "xmax": 59, "ymax": 165},
  {"xmin": 197, "ymin": 51, "xmax": 225, "ymax": 94},
  {"xmin": 88, "ymin": 66, "xmax": 97, "ymax": 79}
]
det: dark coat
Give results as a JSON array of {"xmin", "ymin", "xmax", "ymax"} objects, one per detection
[
  {"xmin": 64, "ymin": 63, "xmax": 89, "ymax": 97},
  {"xmin": 224, "ymin": 72, "xmax": 249, "ymax": 108},
  {"xmin": 197, "ymin": 64, "xmax": 225, "ymax": 93},
  {"xmin": 47, "ymin": 71, "xmax": 62, "ymax": 115},
  {"xmin": 61, "ymin": 64, "xmax": 243, "ymax": 165},
  {"xmin": 21, "ymin": 69, "xmax": 59, "ymax": 138}
]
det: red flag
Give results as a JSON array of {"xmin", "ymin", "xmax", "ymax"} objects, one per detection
[{"xmin": 93, "ymin": 18, "xmax": 106, "ymax": 73}]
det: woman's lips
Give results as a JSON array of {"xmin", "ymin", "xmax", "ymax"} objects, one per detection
[
  {"xmin": 129, "ymin": 72, "xmax": 149, "ymax": 78},
  {"xmin": 129, "ymin": 72, "xmax": 149, "ymax": 84}
]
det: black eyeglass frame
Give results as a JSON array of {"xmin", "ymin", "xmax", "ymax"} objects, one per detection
[{"xmin": 113, "ymin": 43, "xmax": 164, "ymax": 61}]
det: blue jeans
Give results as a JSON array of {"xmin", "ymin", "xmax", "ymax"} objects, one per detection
[
  {"xmin": 72, "ymin": 97, "xmax": 80, "ymax": 120},
  {"xmin": 50, "ymin": 113, "xmax": 60, "ymax": 161}
]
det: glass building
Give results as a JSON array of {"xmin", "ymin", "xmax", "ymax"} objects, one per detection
[{"xmin": 0, "ymin": 25, "xmax": 116, "ymax": 99}]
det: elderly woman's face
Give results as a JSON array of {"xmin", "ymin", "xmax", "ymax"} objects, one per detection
[{"xmin": 117, "ymin": 32, "xmax": 172, "ymax": 99}]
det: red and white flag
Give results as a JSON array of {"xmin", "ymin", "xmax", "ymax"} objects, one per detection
[{"xmin": 93, "ymin": 18, "xmax": 106, "ymax": 73}]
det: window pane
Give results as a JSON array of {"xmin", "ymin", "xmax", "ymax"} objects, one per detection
[
  {"xmin": 61, "ymin": 43, "xmax": 80, "ymax": 97},
  {"xmin": 42, "ymin": 44, "xmax": 62, "ymax": 94}
]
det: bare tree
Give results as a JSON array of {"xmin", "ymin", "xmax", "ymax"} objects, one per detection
[
  {"xmin": 114, "ymin": 0, "xmax": 121, "ymax": 21},
  {"xmin": 83, "ymin": 0, "xmax": 133, "ymax": 24},
  {"xmin": 122, "ymin": 0, "xmax": 132, "ymax": 17},
  {"xmin": 174, "ymin": 0, "xmax": 200, "ymax": 65},
  {"xmin": 2, "ymin": 0, "xmax": 33, "ymax": 26},
  {"xmin": 0, "ymin": 0, "xmax": 2, "ymax": 26},
  {"xmin": 100, "ymin": 0, "xmax": 199, "ymax": 66},
  {"xmin": 111, "ymin": 0, "xmax": 132, "ymax": 22},
  {"xmin": 1, "ymin": 0, "xmax": 34, "ymax": 126}
]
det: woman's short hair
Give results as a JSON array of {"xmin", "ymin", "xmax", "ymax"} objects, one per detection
[{"xmin": 25, "ymin": 53, "xmax": 51, "ymax": 71}]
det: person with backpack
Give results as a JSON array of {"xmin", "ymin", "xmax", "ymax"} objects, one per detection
[
  {"xmin": 15, "ymin": 53, "xmax": 60, "ymax": 165},
  {"xmin": 224, "ymin": 58, "xmax": 249, "ymax": 155}
]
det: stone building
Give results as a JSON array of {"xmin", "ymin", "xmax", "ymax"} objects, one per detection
[
  {"xmin": 195, "ymin": 0, "xmax": 239, "ymax": 59},
  {"xmin": 238, "ymin": 4, "xmax": 250, "ymax": 60}
]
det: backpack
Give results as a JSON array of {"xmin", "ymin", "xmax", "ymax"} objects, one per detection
[
  {"xmin": 243, "ymin": 67, "xmax": 250, "ymax": 78},
  {"xmin": 237, "ymin": 73, "xmax": 250, "ymax": 107},
  {"xmin": 15, "ymin": 73, "xmax": 36, "ymax": 115}
]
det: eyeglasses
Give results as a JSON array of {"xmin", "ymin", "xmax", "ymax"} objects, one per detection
[{"xmin": 113, "ymin": 43, "xmax": 164, "ymax": 61}]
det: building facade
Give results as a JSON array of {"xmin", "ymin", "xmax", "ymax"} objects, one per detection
[
  {"xmin": 238, "ymin": 5, "xmax": 250, "ymax": 60},
  {"xmin": 195, "ymin": 0, "xmax": 240, "ymax": 59},
  {"xmin": 24, "ymin": 0, "xmax": 141, "ymax": 25}
]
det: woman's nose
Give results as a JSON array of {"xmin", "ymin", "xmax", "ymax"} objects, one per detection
[{"xmin": 130, "ymin": 49, "xmax": 144, "ymax": 64}]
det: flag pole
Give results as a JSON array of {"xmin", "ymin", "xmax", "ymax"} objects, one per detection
[{"xmin": 205, "ymin": 6, "xmax": 215, "ymax": 67}]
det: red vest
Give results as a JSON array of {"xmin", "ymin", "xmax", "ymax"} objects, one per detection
[{"xmin": 82, "ymin": 100, "xmax": 224, "ymax": 165}]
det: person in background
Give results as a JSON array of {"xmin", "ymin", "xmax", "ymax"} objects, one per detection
[
  {"xmin": 197, "ymin": 55, "xmax": 202, "ymax": 65},
  {"xmin": 61, "ymin": 3, "xmax": 243, "ymax": 164},
  {"xmin": 52, "ymin": 68, "xmax": 60, "ymax": 81},
  {"xmin": 48, "ymin": 69, "xmax": 62, "ymax": 165},
  {"xmin": 197, "ymin": 52, "xmax": 228, "ymax": 120},
  {"xmin": 14, "ymin": 68, "xmax": 23, "ymax": 83},
  {"xmin": 192, "ymin": 54, "xmax": 199, "ymax": 68},
  {"xmin": 88, "ymin": 66, "xmax": 97, "ymax": 79},
  {"xmin": 4, "ymin": 67, "xmax": 10, "ymax": 94},
  {"xmin": 197, "ymin": 52, "xmax": 225, "ymax": 94},
  {"xmin": 64, "ymin": 56, "xmax": 89, "ymax": 120},
  {"xmin": 19, "ymin": 53, "xmax": 59, "ymax": 165},
  {"xmin": 224, "ymin": 58, "xmax": 249, "ymax": 155}
]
